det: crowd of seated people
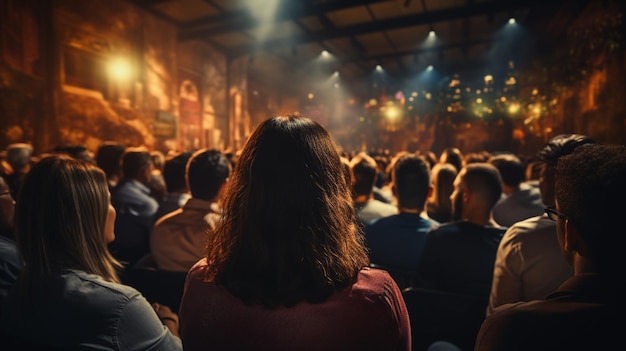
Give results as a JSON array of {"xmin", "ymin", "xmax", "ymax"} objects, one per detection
[{"xmin": 0, "ymin": 125, "xmax": 621, "ymax": 351}]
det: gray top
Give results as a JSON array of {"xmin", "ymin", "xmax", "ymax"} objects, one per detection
[{"xmin": 0, "ymin": 269, "xmax": 182, "ymax": 351}]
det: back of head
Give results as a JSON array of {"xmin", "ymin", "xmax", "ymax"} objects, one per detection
[
  {"xmin": 537, "ymin": 134, "xmax": 597, "ymax": 166},
  {"xmin": 208, "ymin": 115, "xmax": 367, "ymax": 308},
  {"xmin": 555, "ymin": 144, "xmax": 626, "ymax": 273},
  {"xmin": 52, "ymin": 144, "xmax": 94, "ymax": 164},
  {"xmin": 0, "ymin": 176, "xmax": 14, "ymax": 238},
  {"xmin": 488, "ymin": 153, "xmax": 525, "ymax": 188},
  {"xmin": 393, "ymin": 153, "xmax": 431, "ymax": 210},
  {"xmin": 6, "ymin": 143, "xmax": 33, "ymax": 171},
  {"xmin": 440, "ymin": 147, "xmax": 464, "ymax": 172},
  {"xmin": 350, "ymin": 152, "xmax": 378, "ymax": 197},
  {"xmin": 537, "ymin": 134, "xmax": 596, "ymax": 206},
  {"xmin": 462, "ymin": 162, "xmax": 503, "ymax": 210},
  {"xmin": 121, "ymin": 147, "xmax": 152, "ymax": 181},
  {"xmin": 95, "ymin": 142, "xmax": 126, "ymax": 179},
  {"xmin": 162, "ymin": 152, "xmax": 193, "ymax": 193},
  {"xmin": 430, "ymin": 162, "xmax": 457, "ymax": 207},
  {"xmin": 186, "ymin": 149, "xmax": 230, "ymax": 201},
  {"xmin": 15, "ymin": 155, "xmax": 121, "ymax": 286},
  {"xmin": 150, "ymin": 151, "xmax": 166, "ymax": 172}
]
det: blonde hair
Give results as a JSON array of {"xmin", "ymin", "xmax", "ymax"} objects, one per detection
[{"xmin": 15, "ymin": 155, "xmax": 122, "ymax": 293}]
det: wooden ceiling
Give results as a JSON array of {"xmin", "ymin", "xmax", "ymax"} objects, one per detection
[{"xmin": 129, "ymin": 0, "xmax": 589, "ymax": 88}]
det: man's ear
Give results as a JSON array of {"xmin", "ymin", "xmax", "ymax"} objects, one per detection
[
  {"xmin": 462, "ymin": 188, "xmax": 471, "ymax": 203},
  {"xmin": 564, "ymin": 219, "xmax": 585, "ymax": 255}
]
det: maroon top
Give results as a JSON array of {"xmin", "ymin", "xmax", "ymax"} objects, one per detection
[{"xmin": 179, "ymin": 260, "xmax": 411, "ymax": 351}]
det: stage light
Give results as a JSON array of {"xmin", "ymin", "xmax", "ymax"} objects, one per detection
[{"xmin": 108, "ymin": 57, "xmax": 132, "ymax": 82}]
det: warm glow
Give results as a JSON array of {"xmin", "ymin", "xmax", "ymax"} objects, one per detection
[
  {"xmin": 308, "ymin": 93, "xmax": 314, "ymax": 99},
  {"xmin": 508, "ymin": 103, "xmax": 520, "ymax": 114},
  {"xmin": 108, "ymin": 58, "xmax": 132, "ymax": 82},
  {"xmin": 505, "ymin": 76, "xmax": 517, "ymax": 85},
  {"xmin": 385, "ymin": 106, "xmax": 400, "ymax": 120}
]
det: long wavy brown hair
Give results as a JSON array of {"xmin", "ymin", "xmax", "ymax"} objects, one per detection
[{"xmin": 204, "ymin": 115, "xmax": 369, "ymax": 308}]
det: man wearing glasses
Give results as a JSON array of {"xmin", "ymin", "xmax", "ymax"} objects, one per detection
[
  {"xmin": 475, "ymin": 144, "xmax": 626, "ymax": 351},
  {"xmin": 486, "ymin": 134, "xmax": 596, "ymax": 316}
]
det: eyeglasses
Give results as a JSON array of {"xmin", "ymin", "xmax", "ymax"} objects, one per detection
[{"xmin": 545, "ymin": 205, "xmax": 567, "ymax": 221}]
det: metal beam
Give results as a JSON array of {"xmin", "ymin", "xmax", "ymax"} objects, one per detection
[
  {"xmin": 223, "ymin": 0, "xmax": 571, "ymax": 57},
  {"xmin": 179, "ymin": 0, "xmax": 394, "ymax": 39}
]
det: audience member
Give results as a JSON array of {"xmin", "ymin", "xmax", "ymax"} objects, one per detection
[
  {"xmin": 155, "ymin": 151, "xmax": 193, "ymax": 220},
  {"xmin": 426, "ymin": 162, "xmax": 457, "ymax": 223},
  {"xmin": 52, "ymin": 143, "xmax": 95, "ymax": 164},
  {"xmin": 365, "ymin": 153, "xmax": 438, "ymax": 278},
  {"xmin": 109, "ymin": 147, "xmax": 159, "ymax": 270},
  {"xmin": 1, "ymin": 143, "xmax": 34, "ymax": 200},
  {"xmin": 475, "ymin": 144, "xmax": 626, "ymax": 351},
  {"xmin": 148, "ymin": 150, "xmax": 167, "ymax": 204},
  {"xmin": 486, "ymin": 134, "xmax": 596, "ymax": 315},
  {"xmin": 489, "ymin": 152, "xmax": 544, "ymax": 227},
  {"xmin": 0, "ymin": 155, "xmax": 182, "ymax": 350},
  {"xmin": 95, "ymin": 141, "xmax": 126, "ymax": 190},
  {"xmin": 439, "ymin": 147, "xmax": 464, "ymax": 173},
  {"xmin": 350, "ymin": 151, "xmax": 398, "ymax": 225},
  {"xmin": 178, "ymin": 116, "xmax": 410, "ymax": 351},
  {"xmin": 150, "ymin": 149, "xmax": 230, "ymax": 272},
  {"xmin": 418, "ymin": 162, "xmax": 506, "ymax": 298},
  {"xmin": 373, "ymin": 154, "xmax": 395, "ymax": 204},
  {"xmin": 0, "ymin": 177, "xmax": 15, "ymax": 240},
  {"xmin": 0, "ymin": 177, "xmax": 20, "ymax": 310}
]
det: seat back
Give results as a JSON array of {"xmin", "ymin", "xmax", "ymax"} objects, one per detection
[
  {"xmin": 0, "ymin": 329, "xmax": 63, "ymax": 351},
  {"xmin": 122, "ymin": 255, "xmax": 188, "ymax": 313},
  {"xmin": 402, "ymin": 287, "xmax": 488, "ymax": 351}
]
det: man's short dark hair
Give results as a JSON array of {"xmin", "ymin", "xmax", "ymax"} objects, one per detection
[
  {"xmin": 392, "ymin": 154, "xmax": 430, "ymax": 209},
  {"xmin": 537, "ymin": 134, "xmax": 596, "ymax": 166},
  {"xmin": 488, "ymin": 153, "xmax": 525, "ymax": 187},
  {"xmin": 163, "ymin": 152, "xmax": 193, "ymax": 193},
  {"xmin": 556, "ymin": 144, "xmax": 626, "ymax": 271},
  {"xmin": 186, "ymin": 149, "xmax": 230, "ymax": 201},
  {"xmin": 350, "ymin": 152, "xmax": 378, "ymax": 197}
]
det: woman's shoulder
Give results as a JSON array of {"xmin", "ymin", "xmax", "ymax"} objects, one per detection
[
  {"xmin": 63, "ymin": 270, "xmax": 143, "ymax": 301},
  {"xmin": 353, "ymin": 266, "xmax": 402, "ymax": 299}
]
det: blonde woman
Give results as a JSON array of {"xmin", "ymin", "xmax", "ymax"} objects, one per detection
[{"xmin": 0, "ymin": 155, "xmax": 182, "ymax": 350}]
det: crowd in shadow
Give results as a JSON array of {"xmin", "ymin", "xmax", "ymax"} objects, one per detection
[{"xmin": 0, "ymin": 115, "xmax": 624, "ymax": 351}]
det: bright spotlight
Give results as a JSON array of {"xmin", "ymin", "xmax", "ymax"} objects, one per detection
[
  {"xmin": 428, "ymin": 30, "xmax": 436, "ymax": 37},
  {"xmin": 508, "ymin": 102, "xmax": 520, "ymax": 114},
  {"xmin": 333, "ymin": 71, "xmax": 339, "ymax": 77},
  {"xmin": 321, "ymin": 50, "xmax": 331, "ymax": 58},
  {"xmin": 385, "ymin": 106, "xmax": 401, "ymax": 121},
  {"xmin": 108, "ymin": 57, "xmax": 132, "ymax": 82},
  {"xmin": 426, "ymin": 65, "xmax": 433, "ymax": 71},
  {"xmin": 375, "ymin": 65, "xmax": 383, "ymax": 72},
  {"xmin": 508, "ymin": 18, "xmax": 516, "ymax": 24}
]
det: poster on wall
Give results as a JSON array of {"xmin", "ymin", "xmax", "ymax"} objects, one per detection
[{"xmin": 178, "ymin": 70, "xmax": 202, "ymax": 151}]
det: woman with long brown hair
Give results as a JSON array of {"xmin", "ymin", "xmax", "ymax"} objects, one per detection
[{"xmin": 179, "ymin": 115, "xmax": 411, "ymax": 351}]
